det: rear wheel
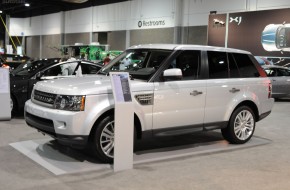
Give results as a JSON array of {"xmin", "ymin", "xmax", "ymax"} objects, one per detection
[{"xmin": 222, "ymin": 106, "xmax": 255, "ymax": 144}]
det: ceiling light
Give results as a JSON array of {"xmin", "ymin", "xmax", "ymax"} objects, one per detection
[
  {"xmin": 25, "ymin": 3, "xmax": 30, "ymax": 7},
  {"xmin": 0, "ymin": 10, "xmax": 2, "ymax": 14}
]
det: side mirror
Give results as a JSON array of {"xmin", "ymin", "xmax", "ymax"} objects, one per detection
[
  {"xmin": 32, "ymin": 72, "xmax": 42, "ymax": 80},
  {"xmin": 163, "ymin": 68, "xmax": 182, "ymax": 81}
]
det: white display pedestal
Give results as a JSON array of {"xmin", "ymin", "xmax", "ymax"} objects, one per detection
[
  {"xmin": 0, "ymin": 68, "xmax": 11, "ymax": 120},
  {"xmin": 114, "ymin": 103, "xmax": 134, "ymax": 171},
  {"xmin": 110, "ymin": 72, "xmax": 134, "ymax": 172}
]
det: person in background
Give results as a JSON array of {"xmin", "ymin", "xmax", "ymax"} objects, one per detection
[
  {"xmin": 119, "ymin": 57, "xmax": 132, "ymax": 70},
  {"xmin": 103, "ymin": 53, "xmax": 111, "ymax": 65}
]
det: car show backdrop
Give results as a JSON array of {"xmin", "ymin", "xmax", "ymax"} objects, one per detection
[{"xmin": 208, "ymin": 8, "xmax": 290, "ymax": 66}]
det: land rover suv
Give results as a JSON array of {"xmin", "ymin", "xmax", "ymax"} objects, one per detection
[{"xmin": 24, "ymin": 44, "xmax": 274, "ymax": 163}]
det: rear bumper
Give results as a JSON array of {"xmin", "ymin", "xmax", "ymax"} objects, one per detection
[{"xmin": 258, "ymin": 97, "xmax": 274, "ymax": 121}]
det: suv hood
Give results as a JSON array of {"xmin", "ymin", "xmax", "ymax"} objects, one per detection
[{"xmin": 34, "ymin": 75, "xmax": 152, "ymax": 95}]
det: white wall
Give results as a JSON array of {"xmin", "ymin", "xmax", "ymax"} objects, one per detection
[
  {"xmin": 10, "ymin": 13, "xmax": 62, "ymax": 36},
  {"xmin": 93, "ymin": 2, "xmax": 130, "ymax": 32},
  {"xmin": 9, "ymin": 0, "xmax": 290, "ymax": 36},
  {"xmin": 65, "ymin": 8, "xmax": 92, "ymax": 33}
]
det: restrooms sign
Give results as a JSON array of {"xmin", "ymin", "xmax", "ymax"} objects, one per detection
[{"xmin": 138, "ymin": 20, "xmax": 166, "ymax": 28}]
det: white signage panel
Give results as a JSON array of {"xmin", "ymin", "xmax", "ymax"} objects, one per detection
[
  {"xmin": 110, "ymin": 72, "xmax": 134, "ymax": 172},
  {"xmin": 0, "ymin": 68, "xmax": 11, "ymax": 120}
]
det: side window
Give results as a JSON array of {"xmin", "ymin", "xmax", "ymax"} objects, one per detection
[
  {"xmin": 42, "ymin": 65, "xmax": 62, "ymax": 76},
  {"xmin": 173, "ymin": 50, "xmax": 200, "ymax": 80},
  {"xmin": 208, "ymin": 51, "xmax": 228, "ymax": 79},
  {"xmin": 147, "ymin": 51, "xmax": 171, "ymax": 69},
  {"xmin": 277, "ymin": 68, "xmax": 290, "ymax": 76},
  {"xmin": 81, "ymin": 63, "xmax": 100, "ymax": 74},
  {"xmin": 232, "ymin": 53, "xmax": 259, "ymax": 78},
  {"xmin": 43, "ymin": 62, "xmax": 78, "ymax": 76},
  {"xmin": 228, "ymin": 53, "xmax": 240, "ymax": 78}
]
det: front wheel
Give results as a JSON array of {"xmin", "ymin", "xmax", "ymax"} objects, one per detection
[
  {"xmin": 222, "ymin": 106, "xmax": 256, "ymax": 144},
  {"xmin": 91, "ymin": 115, "xmax": 115, "ymax": 163}
]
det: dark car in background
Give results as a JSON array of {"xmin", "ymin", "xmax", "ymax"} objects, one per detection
[
  {"xmin": 0, "ymin": 54, "xmax": 32, "ymax": 70},
  {"xmin": 10, "ymin": 58, "xmax": 102, "ymax": 114},
  {"xmin": 262, "ymin": 65, "xmax": 290, "ymax": 99}
]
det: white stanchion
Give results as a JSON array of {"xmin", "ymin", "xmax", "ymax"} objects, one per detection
[
  {"xmin": 0, "ymin": 68, "xmax": 11, "ymax": 120},
  {"xmin": 110, "ymin": 72, "xmax": 134, "ymax": 172}
]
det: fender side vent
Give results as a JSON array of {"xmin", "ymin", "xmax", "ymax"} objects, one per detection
[{"xmin": 135, "ymin": 94, "xmax": 153, "ymax": 105}]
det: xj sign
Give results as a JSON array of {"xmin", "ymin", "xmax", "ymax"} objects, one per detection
[{"xmin": 230, "ymin": 16, "xmax": 242, "ymax": 25}]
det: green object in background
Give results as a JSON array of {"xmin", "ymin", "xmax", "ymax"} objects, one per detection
[{"xmin": 61, "ymin": 44, "xmax": 122, "ymax": 62}]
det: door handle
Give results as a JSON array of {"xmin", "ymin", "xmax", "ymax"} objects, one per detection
[
  {"xmin": 229, "ymin": 88, "xmax": 240, "ymax": 93},
  {"xmin": 190, "ymin": 90, "xmax": 203, "ymax": 96}
]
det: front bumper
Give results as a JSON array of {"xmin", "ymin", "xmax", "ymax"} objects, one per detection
[{"xmin": 24, "ymin": 99, "xmax": 90, "ymax": 148}]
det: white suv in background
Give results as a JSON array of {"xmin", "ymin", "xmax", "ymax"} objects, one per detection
[{"xmin": 25, "ymin": 44, "xmax": 274, "ymax": 163}]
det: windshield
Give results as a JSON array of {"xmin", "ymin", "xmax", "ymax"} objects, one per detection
[
  {"xmin": 12, "ymin": 59, "xmax": 59, "ymax": 76},
  {"xmin": 98, "ymin": 49, "xmax": 172, "ymax": 81}
]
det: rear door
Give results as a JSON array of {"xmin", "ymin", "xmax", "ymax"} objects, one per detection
[{"xmin": 204, "ymin": 52, "xmax": 260, "ymax": 127}]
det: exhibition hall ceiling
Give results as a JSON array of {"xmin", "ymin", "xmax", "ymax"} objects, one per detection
[{"xmin": 0, "ymin": 0, "xmax": 129, "ymax": 18}]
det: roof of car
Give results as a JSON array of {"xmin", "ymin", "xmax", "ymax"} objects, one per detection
[
  {"xmin": 262, "ymin": 65, "xmax": 289, "ymax": 69},
  {"xmin": 128, "ymin": 44, "xmax": 251, "ymax": 54}
]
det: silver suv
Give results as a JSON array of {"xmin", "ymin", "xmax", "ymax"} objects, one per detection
[{"xmin": 25, "ymin": 44, "xmax": 274, "ymax": 163}]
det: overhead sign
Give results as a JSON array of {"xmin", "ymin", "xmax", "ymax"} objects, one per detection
[{"xmin": 138, "ymin": 20, "xmax": 166, "ymax": 28}]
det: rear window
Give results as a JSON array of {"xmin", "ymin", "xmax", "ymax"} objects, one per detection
[
  {"xmin": 207, "ymin": 51, "xmax": 260, "ymax": 79},
  {"xmin": 232, "ymin": 53, "xmax": 260, "ymax": 78}
]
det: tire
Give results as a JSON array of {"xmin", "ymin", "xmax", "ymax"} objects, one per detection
[
  {"xmin": 221, "ymin": 106, "xmax": 256, "ymax": 144},
  {"xmin": 91, "ymin": 115, "xmax": 115, "ymax": 163}
]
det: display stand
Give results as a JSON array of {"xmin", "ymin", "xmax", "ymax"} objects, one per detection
[
  {"xmin": 0, "ymin": 68, "xmax": 11, "ymax": 120},
  {"xmin": 110, "ymin": 72, "xmax": 134, "ymax": 172}
]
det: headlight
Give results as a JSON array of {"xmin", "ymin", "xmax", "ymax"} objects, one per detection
[{"xmin": 54, "ymin": 95, "xmax": 85, "ymax": 111}]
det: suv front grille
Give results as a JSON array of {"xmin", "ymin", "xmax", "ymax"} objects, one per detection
[{"xmin": 33, "ymin": 90, "xmax": 57, "ymax": 105}]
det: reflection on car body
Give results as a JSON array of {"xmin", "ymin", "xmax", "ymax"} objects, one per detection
[
  {"xmin": 262, "ymin": 65, "xmax": 290, "ymax": 98},
  {"xmin": 10, "ymin": 58, "xmax": 102, "ymax": 114}
]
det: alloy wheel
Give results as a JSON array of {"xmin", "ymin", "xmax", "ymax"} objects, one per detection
[
  {"xmin": 234, "ymin": 110, "xmax": 254, "ymax": 140},
  {"xmin": 99, "ymin": 121, "xmax": 115, "ymax": 158}
]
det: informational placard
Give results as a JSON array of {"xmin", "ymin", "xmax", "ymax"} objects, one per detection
[
  {"xmin": 110, "ymin": 72, "xmax": 134, "ymax": 172},
  {"xmin": 111, "ymin": 73, "xmax": 132, "ymax": 103},
  {"xmin": 0, "ymin": 68, "xmax": 11, "ymax": 120}
]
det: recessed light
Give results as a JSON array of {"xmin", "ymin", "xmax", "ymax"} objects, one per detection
[{"xmin": 25, "ymin": 3, "xmax": 30, "ymax": 7}]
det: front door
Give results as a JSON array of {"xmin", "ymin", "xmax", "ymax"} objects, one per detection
[{"xmin": 152, "ymin": 50, "xmax": 206, "ymax": 131}]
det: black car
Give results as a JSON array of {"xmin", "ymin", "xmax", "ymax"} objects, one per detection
[{"xmin": 10, "ymin": 58, "xmax": 102, "ymax": 114}]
